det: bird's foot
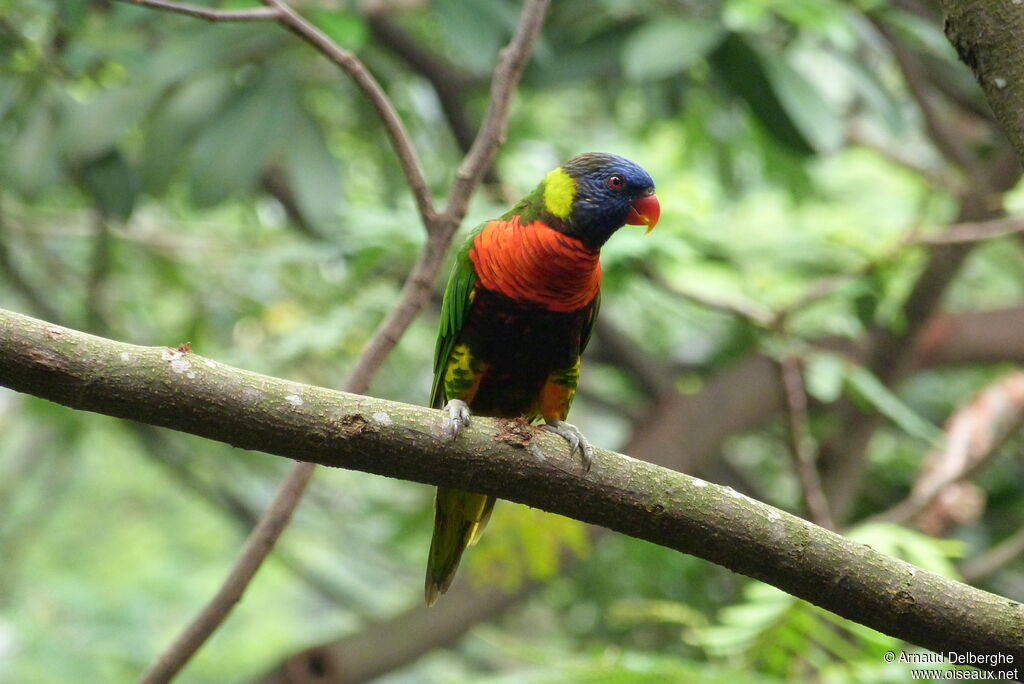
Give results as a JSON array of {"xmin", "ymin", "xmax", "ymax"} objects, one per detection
[
  {"xmin": 542, "ymin": 420, "xmax": 594, "ymax": 473},
  {"xmin": 442, "ymin": 399, "xmax": 472, "ymax": 440}
]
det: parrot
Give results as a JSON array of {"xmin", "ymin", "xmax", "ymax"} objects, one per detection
[{"xmin": 425, "ymin": 152, "xmax": 660, "ymax": 606}]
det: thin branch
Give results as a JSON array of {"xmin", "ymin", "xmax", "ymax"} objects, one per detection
[
  {"xmin": 961, "ymin": 524, "xmax": 1024, "ymax": 584},
  {"xmin": 365, "ymin": 11, "xmax": 506, "ymax": 195},
  {"xmin": 139, "ymin": 460, "xmax": 316, "ymax": 684},
  {"xmin": 443, "ymin": 0, "xmax": 549, "ymax": 225},
  {"xmin": 258, "ymin": 0, "xmax": 435, "ymax": 224},
  {"xmin": 871, "ymin": 371, "xmax": 1024, "ymax": 527},
  {"xmin": 126, "ymin": 0, "xmax": 280, "ymax": 21},
  {"xmin": 342, "ymin": 0, "xmax": 550, "ymax": 397},
  {"xmin": 2, "ymin": 307, "xmax": 1022, "ymax": 671},
  {"xmin": 908, "ymin": 215, "xmax": 1024, "ymax": 245},
  {"xmin": 119, "ymin": 0, "xmax": 435, "ymax": 224},
  {"xmin": 870, "ymin": 13, "xmax": 983, "ymax": 177},
  {"xmin": 118, "ymin": 1, "xmax": 549, "ymax": 679},
  {"xmin": 132, "ymin": 426, "xmax": 370, "ymax": 612},
  {"xmin": 777, "ymin": 356, "xmax": 835, "ymax": 529}
]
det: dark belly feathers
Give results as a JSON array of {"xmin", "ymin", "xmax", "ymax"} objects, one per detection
[{"xmin": 461, "ymin": 285, "xmax": 591, "ymax": 418}]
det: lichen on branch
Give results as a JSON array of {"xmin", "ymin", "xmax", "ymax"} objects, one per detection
[{"xmin": 1, "ymin": 306, "xmax": 1022, "ymax": 667}]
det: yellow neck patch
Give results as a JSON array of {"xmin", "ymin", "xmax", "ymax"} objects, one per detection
[{"xmin": 543, "ymin": 167, "xmax": 576, "ymax": 220}]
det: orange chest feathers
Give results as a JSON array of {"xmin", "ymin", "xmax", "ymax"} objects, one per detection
[{"xmin": 468, "ymin": 217, "xmax": 601, "ymax": 313}]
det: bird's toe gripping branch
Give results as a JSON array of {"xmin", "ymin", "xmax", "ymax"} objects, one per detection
[
  {"xmin": 542, "ymin": 420, "xmax": 594, "ymax": 473},
  {"xmin": 442, "ymin": 399, "xmax": 472, "ymax": 440}
]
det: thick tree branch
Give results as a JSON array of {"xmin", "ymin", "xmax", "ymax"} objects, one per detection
[
  {"xmin": 116, "ymin": 3, "xmax": 549, "ymax": 679},
  {"xmin": 260, "ymin": 304, "xmax": 1024, "ymax": 678},
  {"xmin": 941, "ymin": 0, "xmax": 1024, "ymax": 166},
  {"xmin": 2, "ymin": 307, "xmax": 1022, "ymax": 668}
]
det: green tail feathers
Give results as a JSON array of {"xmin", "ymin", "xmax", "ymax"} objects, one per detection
[{"xmin": 424, "ymin": 488, "xmax": 495, "ymax": 606}]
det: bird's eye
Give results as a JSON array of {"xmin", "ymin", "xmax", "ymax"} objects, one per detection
[{"xmin": 607, "ymin": 174, "xmax": 625, "ymax": 190}]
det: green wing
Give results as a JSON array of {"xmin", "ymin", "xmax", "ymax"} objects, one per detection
[
  {"xmin": 581, "ymin": 290, "xmax": 600, "ymax": 354},
  {"xmin": 429, "ymin": 227, "xmax": 481, "ymax": 409}
]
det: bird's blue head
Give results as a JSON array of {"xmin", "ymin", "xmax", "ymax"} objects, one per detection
[{"xmin": 541, "ymin": 152, "xmax": 660, "ymax": 250}]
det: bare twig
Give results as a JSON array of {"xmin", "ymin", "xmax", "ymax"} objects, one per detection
[
  {"xmin": 365, "ymin": 11, "xmax": 507, "ymax": 197},
  {"xmin": 344, "ymin": 0, "xmax": 550, "ymax": 389},
  {"xmin": 443, "ymin": 0, "xmax": 549, "ymax": 225},
  {"xmin": 124, "ymin": 1, "xmax": 549, "ymax": 681},
  {"xmin": 258, "ymin": 0, "xmax": 435, "ymax": 224},
  {"xmin": 871, "ymin": 371, "xmax": 1024, "ymax": 528},
  {"xmin": 132, "ymin": 425, "xmax": 370, "ymax": 611},
  {"xmin": 871, "ymin": 14, "xmax": 983, "ymax": 177},
  {"xmin": 961, "ymin": 524, "xmax": 1024, "ymax": 583},
  {"xmin": 908, "ymin": 215, "xmax": 1024, "ymax": 245},
  {"xmin": 121, "ymin": 0, "xmax": 435, "ymax": 223},
  {"xmin": 778, "ymin": 356, "xmax": 835, "ymax": 529},
  {"xmin": 139, "ymin": 462, "xmax": 317, "ymax": 684}
]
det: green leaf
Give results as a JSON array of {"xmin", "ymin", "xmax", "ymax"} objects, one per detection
[
  {"xmin": 434, "ymin": 0, "xmax": 516, "ymax": 73},
  {"xmin": 141, "ymin": 72, "xmax": 234, "ymax": 195},
  {"xmin": 832, "ymin": 50, "xmax": 905, "ymax": 133},
  {"xmin": 3, "ymin": 92, "xmax": 62, "ymax": 198},
  {"xmin": 804, "ymin": 352, "xmax": 844, "ymax": 403},
  {"xmin": 282, "ymin": 110, "xmax": 342, "ymax": 231},
  {"xmin": 186, "ymin": 68, "xmax": 301, "ymax": 207},
  {"xmin": 842, "ymin": 362, "xmax": 944, "ymax": 445},
  {"xmin": 879, "ymin": 6, "xmax": 958, "ymax": 60},
  {"xmin": 58, "ymin": 84, "xmax": 163, "ymax": 164},
  {"xmin": 759, "ymin": 51, "xmax": 842, "ymax": 152},
  {"xmin": 79, "ymin": 149, "xmax": 139, "ymax": 220},
  {"xmin": 622, "ymin": 16, "xmax": 725, "ymax": 81},
  {"xmin": 849, "ymin": 523, "xmax": 964, "ymax": 577},
  {"xmin": 852, "ymin": 286, "xmax": 879, "ymax": 330},
  {"xmin": 140, "ymin": 23, "xmax": 277, "ymax": 86},
  {"xmin": 307, "ymin": 10, "xmax": 367, "ymax": 50},
  {"xmin": 710, "ymin": 33, "xmax": 815, "ymax": 156}
]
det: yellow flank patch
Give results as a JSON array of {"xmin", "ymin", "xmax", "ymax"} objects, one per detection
[
  {"xmin": 539, "ymin": 358, "xmax": 581, "ymax": 422},
  {"xmin": 444, "ymin": 343, "xmax": 486, "ymax": 403},
  {"xmin": 543, "ymin": 167, "xmax": 576, "ymax": 220}
]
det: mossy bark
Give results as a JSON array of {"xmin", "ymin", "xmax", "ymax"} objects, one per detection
[
  {"xmin": 943, "ymin": 0, "xmax": 1024, "ymax": 165},
  {"xmin": 1, "ymin": 307, "xmax": 1022, "ymax": 666}
]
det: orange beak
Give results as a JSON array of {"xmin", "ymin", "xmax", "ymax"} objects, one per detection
[{"xmin": 626, "ymin": 192, "xmax": 660, "ymax": 234}]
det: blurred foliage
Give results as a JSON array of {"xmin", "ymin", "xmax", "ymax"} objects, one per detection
[{"xmin": 2, "ymin": 0, "xmax": 1023, "ymax": 682}]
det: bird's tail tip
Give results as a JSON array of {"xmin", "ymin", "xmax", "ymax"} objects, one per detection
[{"xmin": 425, "ymin": 583, "xmax": 440, "ymax": 607}]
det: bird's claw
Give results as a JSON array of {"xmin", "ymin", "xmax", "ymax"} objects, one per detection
[
  {"xmin": 442, "ymin": 399, "xmax": 472, "ymax": 440},
  {"xmin": 542, "ymin": 420, "xmax": 594, "ymax": 473}
]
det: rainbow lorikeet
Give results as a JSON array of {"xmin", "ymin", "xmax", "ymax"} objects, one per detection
[{"xmin": 425, "ymin": 152, "xmax": 660, "ymax": 605}]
